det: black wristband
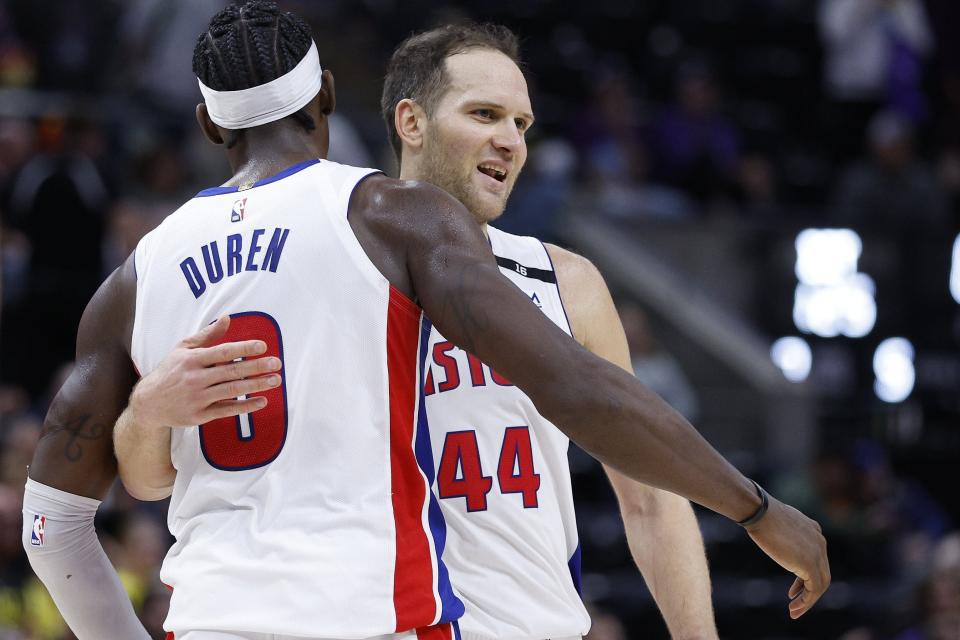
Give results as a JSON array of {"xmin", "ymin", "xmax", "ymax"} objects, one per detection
[{"xmin": 736, "ymin": 480, "xmax": 769, "ymax": 527}]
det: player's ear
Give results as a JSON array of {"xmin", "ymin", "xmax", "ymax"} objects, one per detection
[
  {"xmin": 395, "ymin": 99, "xmax": 427, "ymax": 151},
  {"xmin": 196, "ymin": 103, "xmax": 224, "ymax": 145},
  {"xmin": 318, "ymin": 69, "xmax": 336, "ymax": 116}
]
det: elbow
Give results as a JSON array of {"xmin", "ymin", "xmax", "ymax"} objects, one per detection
[
  {"xmin": 117, "ymin": 467, "xmax": 175, "ymax": 502},
  {"xmin": 121, "ymin": 482, "xmax": 173, "ymax": 502},
  {"xmin": 619, "ymin": 484, "xmax": 692, "ymax": 522}
]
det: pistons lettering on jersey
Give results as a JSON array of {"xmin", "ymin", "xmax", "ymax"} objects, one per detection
[
  {"xmin": 179, "ymin": 227, "xmax": 290, "ymax": 299},
  {"xmin": 424, "ymin": 341, "xmax": 512, "ymax": 395}
]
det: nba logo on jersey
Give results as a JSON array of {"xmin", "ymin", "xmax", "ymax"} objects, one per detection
[
  {"xmin": 30, "ymin": 515, "xmax": 45, "ymax": 546},
  {"xmin": 231, "ymin": 198, "xmax": 247, "ymax": 222}
]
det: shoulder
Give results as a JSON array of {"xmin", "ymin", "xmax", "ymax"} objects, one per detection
[
  {"xmin": 351, "ymin": 174, "xmax": 481, "ymax": 250},
  {"xmin": 543, "ymin": 244, "xmax": 612, "ymax": 343},
  {"xmin": 544, "ymin": 243, "xmax": 607, "ymax": 298},
  {"xmin": 81, "ymin": 254, "xmax": 137, "ymax": 356},
  {"xmin": 354, "ymin": 174, "xmax": 466, "ymax": 218}
]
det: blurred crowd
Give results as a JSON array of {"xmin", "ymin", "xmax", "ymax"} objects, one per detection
[{"xmin": 0, "ymin": 0, "xmax": 958, "ymax": 638}]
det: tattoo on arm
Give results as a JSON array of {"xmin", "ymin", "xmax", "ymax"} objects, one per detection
[{"xmin": 41, "ymin": 414, "xmax": 109, "ymax": 462}]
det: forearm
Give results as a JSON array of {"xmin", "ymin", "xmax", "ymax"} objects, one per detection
[
  {"xmin": 113, "ymin": 402, "xmax": 175, "ymax": 501},
  {"xmin": 22, "ymin": 479, "xmax": 151, "ymax": 639},
  {"xmin": 611, "ymin": 474, "xmax": 717, "ymax": 639},
  {"xmin": 538, "ymin": 358, "xmax": 760, "ymax": 522}
]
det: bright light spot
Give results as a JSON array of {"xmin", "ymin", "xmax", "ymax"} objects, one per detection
[
  {"xmin": 841, "ymin": 274, "xmax": 877, "ymax": 338},
  {"xmin": 951, "ymin": 234, "xmax": 960, "ymax": 304},
  {"xmin": 793, "ymin": 274, "xmax": 876, "ymax": 338},
  {"xmin": 873, "ymin": 338, "xmax": 915, "ymax": 403},
  {"xmin": 771, "ymin": 337, "xmax": 812, "ymax": 382},
  {"xmin": 795, "ymin": 229, "xmax": 862, "ymax": 286}
]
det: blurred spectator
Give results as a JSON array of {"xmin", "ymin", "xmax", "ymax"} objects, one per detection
[
  {"xmin": 110, "ymin": 514, "xmax": 168, "ymax": 614},
  {"xmin": 833, "ymin": 110, "xmax": 947, "ymax": 232},
  {"xmin": 327, "ymin": 113, "xmax": 375, "ymax": 168},
  {"xmin": 574, "ymin": 66, "xmax": 647, "ymax": 189},
  {"xmin": 0, "ymin": 117, "xmax": 110, "ymax": 395},
  {"xmin": 895, "ymin": 569, "xmax": 960, "ymax": 640},
  {"xmin": 819, "ymin": 0, "xmax": 934, "ymax": 156},
  {"xmin": 572, "ymin": 65, "xmax": 694, "ymax": 220},
  {"xmin": 497, "ymin": 138, "xmax": 575, "ymax": 243},
  {"xmin": 647, "ymin": 60, "xmax": 740, "ymax": 206},
  {"xmin": 0, "ymin": 484, "xmax": 28, "ymax": 636},
  {"xmin": 116, "ymin": 0, "xmax": 228, "ymax": 134},
  {"xmin": 736, "ymin": 151, "xmax": 782, "ymax": 220},
  {"xmin": 779, "ymin": 439, "xmax": 948, "ymax": 580},
  {"xmin": 7, "ymin": 0, "xmax": 119, "ymax": 92},
  {"xmin": 0, "ymin": 415, "xmax": 39, "ymax": 491},
  {"xmin": 102, "ymin": 199, "xmax": 165, "ymax": 274},
  {"xmin": 0, "ymin": 4, "xmax": 34, "ymax": 87},
  {"xmin": 0, "ymin": 120, "xmax": 35, "ymax": 185},
  {"xmin": 619, "ymin": 302, "xmax": 700, "ymax": 422}
]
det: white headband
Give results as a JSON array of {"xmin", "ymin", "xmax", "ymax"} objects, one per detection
[{"xmin": 198, "ymin": 40, "xmax": 323, "ymax": 129}]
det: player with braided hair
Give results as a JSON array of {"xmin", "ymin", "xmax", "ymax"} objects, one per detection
[
  {"xmin": 191, "ymin": 1, "xmax": 317, "ymax": 148},
  {"xmin": 25, "ymin": 3, "xmax": 461, "ymax": 639},
  {"xmin": 26, "ymin": 2, "xmax": 829, "ymax": 639}
]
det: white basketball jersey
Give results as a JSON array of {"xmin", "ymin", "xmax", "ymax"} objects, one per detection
[
  {"xmin": 131, "ymin": 160, "xmax": 463, "ymax": 638},
  {"xmin": 423, "ymin": 226, "xmax": 590, "ymax": 640}
]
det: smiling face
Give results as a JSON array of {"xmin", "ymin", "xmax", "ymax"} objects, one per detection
[{"xmin": 411, "ymin": 48, "xmax": 534, "ymax": 225}]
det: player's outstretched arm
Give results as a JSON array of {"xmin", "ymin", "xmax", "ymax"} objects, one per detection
[
  {"xmin": 348, "ymin": 176, "xmax": 829, "ymax": 618},
  {"xmin": 114, "ymin": 316, "xmax": 282, "ymax": 501},
  {"xmin": 23, "ymin": 255, "xmax": 151, "ymax": 639},
  {"xmin": 547, "ymin": 245, "xmax": 718, "ymax": 638}
]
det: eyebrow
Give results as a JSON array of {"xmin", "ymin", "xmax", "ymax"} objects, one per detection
[{"xmin": 468, "ymin": 101, "xmax": 535, "ymax": 124}]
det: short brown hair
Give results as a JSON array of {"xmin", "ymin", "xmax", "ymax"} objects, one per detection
[{"xmin": 381, "ymin": 23, "xmax": 522, "ymax": 161}]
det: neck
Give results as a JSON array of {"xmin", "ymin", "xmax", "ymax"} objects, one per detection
[{"xmin": 224, "ymin": 122, "xmax": 327, "ymax": 187}]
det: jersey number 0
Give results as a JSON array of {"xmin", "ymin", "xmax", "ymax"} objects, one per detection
[{"xmin": 199, "ymin": 312, "xmax": 289, "ymax": 471}]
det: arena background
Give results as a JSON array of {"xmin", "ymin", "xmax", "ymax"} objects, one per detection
[{"xmin": 0, "ymin": 1, "xmax": 958, "ymax": 638}]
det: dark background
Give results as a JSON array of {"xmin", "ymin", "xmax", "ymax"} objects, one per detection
[{"xmin": 1, "ymin": 1, "xmax": 958, "ymax": 638}]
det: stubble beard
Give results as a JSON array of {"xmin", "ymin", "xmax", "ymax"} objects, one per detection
[{"xmin": 419, "ymin": 135, "xmax": 509, "ymax": 225}]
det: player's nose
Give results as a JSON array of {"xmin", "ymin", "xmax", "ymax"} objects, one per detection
[{"xmin": 491, "ymin": 120, "xmax": 524, "ymax": 156}]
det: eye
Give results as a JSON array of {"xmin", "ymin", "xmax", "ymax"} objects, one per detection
[
  {"xmin": 473, "ymin": 108, "xmax": 494, "ymax": 120},
  {"xmin": 515, "ymin": 118, "xmax": 529, "ymax": 132}
]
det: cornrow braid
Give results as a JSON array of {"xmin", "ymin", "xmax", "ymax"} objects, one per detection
[{"xmin": 192, "ymin": 1, "xmax": 317, "ymax": 147}]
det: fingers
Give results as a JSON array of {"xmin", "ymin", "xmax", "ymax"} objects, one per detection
[
  {"xmin": 788, "ymin": 577, "xmax": 804, "ymax": 600},
  {"xmin": 203, "ymin": 374, "xmax": 282, "ymax": 404},
  {"xmin": 195, "ymin": 339, "xmax": 268, "ymax": 366},
  {"xmin": 181, "ymin": 316, "xmax": 231, "ymax": 349},
  {"xmin": 788, "ymin": 579, "xmax": 818, "ymax": 618},
  {"xmin": 787, "ymin": 577, "xmax": 809, "ymax": 619},
  {"xmin": 200, "ymin": 396, "xmax": 269, "ymax": 422},
  {"xmin": 788, "ymin": 559, "xmax": 830, "ymax": 619},
  {"xmin": 203, "ymin": 356, "xmax": 282, "ymax": 386}
]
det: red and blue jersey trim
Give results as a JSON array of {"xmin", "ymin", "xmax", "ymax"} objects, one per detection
[
  {"xmin": 416, "ymin": 315, "xmax": 464, "ymax": 624},
  {"xmin": 386, "ymin": 287, "xmax": 464, "ymax": 631}
]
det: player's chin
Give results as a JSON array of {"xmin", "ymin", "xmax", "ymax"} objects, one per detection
[{"xmin": 475, "ymin": 198, "xmax": 507, "ymax": 224}]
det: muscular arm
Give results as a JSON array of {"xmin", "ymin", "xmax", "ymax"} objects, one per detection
[
  {"xmin": 548, "ymin": 245, "xmax": 717, "ymax": 639},
  {"xmin": 349, "ymin": 175, "xmax": 829, "ymax": 618},
  {"xmin": 23, "ymin": 255, "xmax": 150, "ymax": 639},
  {"xmin": 30, "ymin": 257, "xmax": 137, "ymax": 498}
]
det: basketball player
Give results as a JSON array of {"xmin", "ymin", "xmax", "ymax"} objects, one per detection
[
  {"xmin": 27, "ymin": 3, "xmax": 829, "ymax": 639},
  {"xmin": 379, "ymin": 25, "xmax": 715, "ymax": 639}
]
